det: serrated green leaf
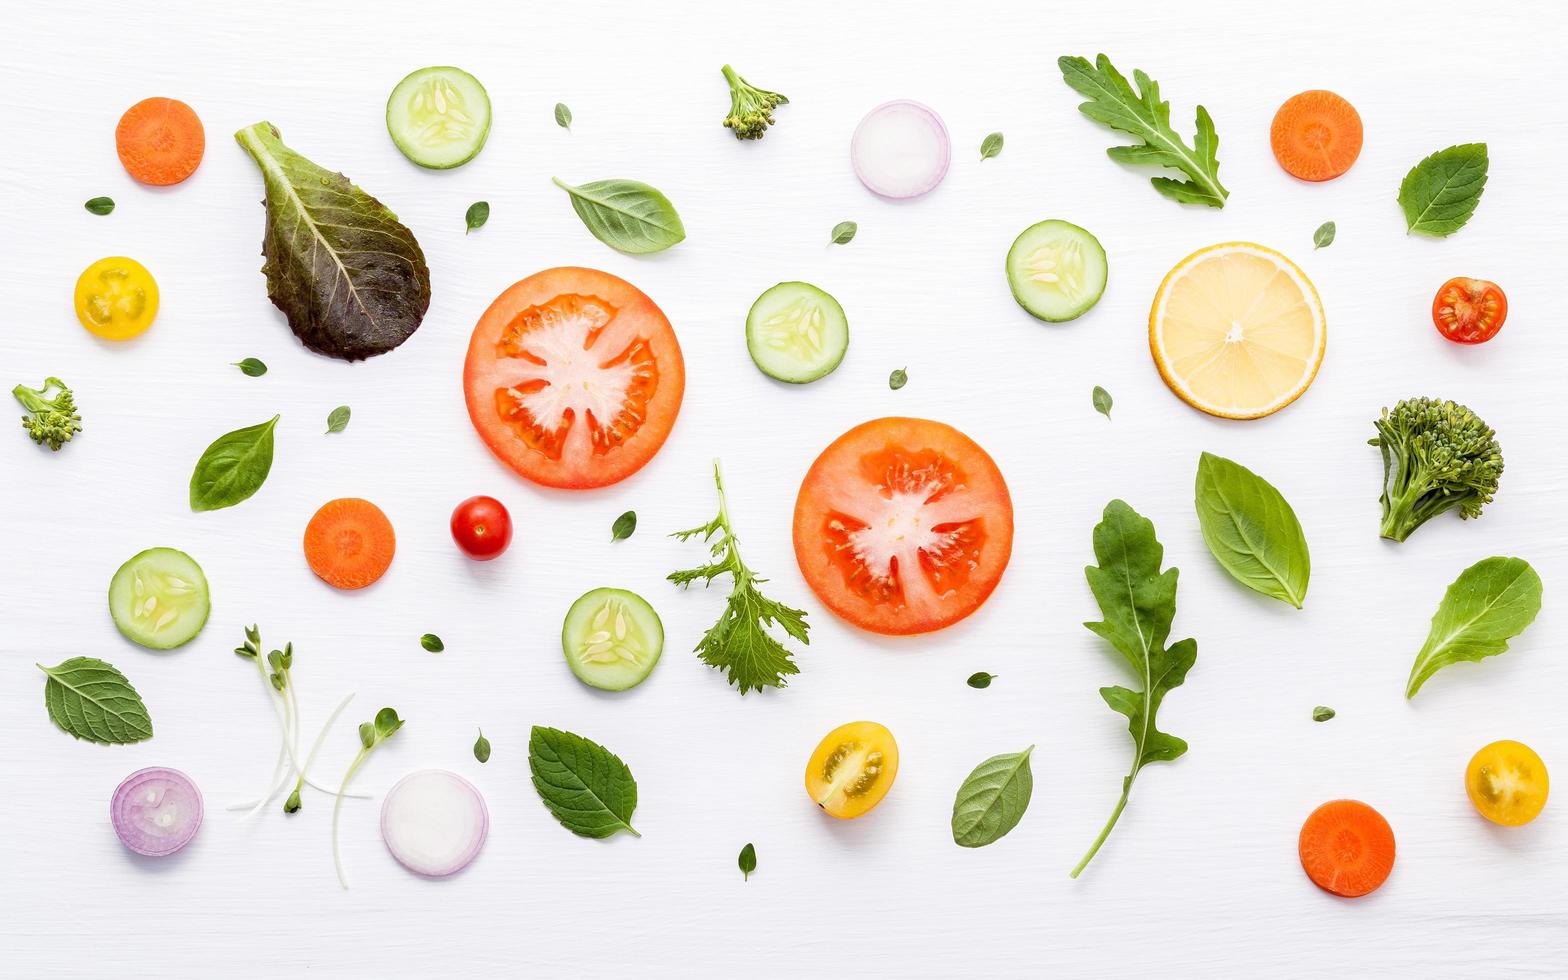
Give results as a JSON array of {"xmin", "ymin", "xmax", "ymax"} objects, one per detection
[
  {"xmin": 552, "ymin": 177, "xmax": 684, "ymax": 254},
  {"xmin": 1406, "ymin": 557, "xmax": 1541, "ymax": 698},
  {"xmin": 37, "ymin": 657, "xmax": 153, "ymax": 744},
  {"xmin": 952, "ymin": 746, "xmax": 1034, "ymax": 847},
  {"xmin": 1195, "ymin": 452, "xmax": 1310, "ymax": 608},
  {"xmin": 528, "ymin": 726, "xmax": 640, "ymax": 838},
  {"xmin": 1398, "ymin": 144, "xmax": 1488, "ymax": 237}
]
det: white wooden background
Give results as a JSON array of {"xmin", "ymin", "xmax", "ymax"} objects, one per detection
[{"xmin": 4, "ymin": 2, "xmax": 1566, "ymax": 976}]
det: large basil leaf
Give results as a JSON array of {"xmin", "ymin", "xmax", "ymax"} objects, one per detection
[
  {"xmin": 190, "ymin": 415, "xmax": 278, "ymax": 511},
  {"xmin": 551, "ymin": 177, "xmax": 685, "ymax": 254},
  {"xmin": 235, "ymin": 122, "xmax": 430, "ymax": 360},
  {"xmin": 951, "ymin": 746, "xmax": 1034, "ymax": 847},
  {"xmin": 1406, "ymin": 557, "xmax": 1542, "ymax": 698},
  {"xmin": 38, "ymin": 657, "xmax": 153, "ymax": 744},
  {"xmin": 1194, "ymin": 452, "xmax": 1310, "ymax": 608}
]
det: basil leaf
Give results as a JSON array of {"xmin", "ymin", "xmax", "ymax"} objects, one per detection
[
  {"xmin": 1398, "ymin": 143, "xmax": 1488, "ymax": 237},
  {"xmin": 474, "ymin": 729, "xmax": 491, "ymax": 764},
  {"xmin": 738, "ymin": 842, "xmax": 756, "ymax": 880},
  {"xmin": 980, "ymin": 132, "xmax": 1004, "ymax": 160},
  {"xmin": 465, "ymin": 201, "xmax": 489, "ymax": 234},
  {"xmin": 190, "ymin": 415, "xmax": 278, "ymax": 511},
  {"xmin": 325, "ymin": 405, "xmax": 351, "ymax": 434},
  {"xmin": 1406, "ymin": 557, "xmax": 1542, "ymax": 698},
  {"xmin": 1194, "ymin": 452, "xmax": 1310, "ymax": 608},
  {"xmin": 235, "ymin": 122, "xmax": 430, "ymax": 360},
  {"xmin": 420, "ymin": 633, "xmax": 444, "ymax": 653},
  {"xmin": 966, "ymin": 671, "xmax": 996, "ymax": 689},
  {"xmin": 528, "ymin": 726, "xmax": 640, "ymax": 838},
  {"xmin": 611, "ymin": 510, "xmax": 637, "ymax": 541},
  {"xmin": 952, "ymin": 746, "xmax": 1034, "ymax": 847},
  {"xmin": 37, "ymin": 657, "xmax": 153, "ymax": 744},
  {"xmin": 1312, "ymin": 706, "xmax": 1335, "ymax": 722},
  {"xmin": 84, "ymin": 196, "xmax": 115, "ymax": 216},
  {"xmin": 1313, "ymin": 221, "xmax": 1335, "ymax": 249},
  {"xmin": 1092, "ymin": 385, "xmax": 1112, "ymax": 419},
  {"xmin": 889, "ymin": 367, "xmax": 908, "ymax": 390},
  {"xmin": 233, "ymin": 357, "xmax": 268, "ymax": 377},
  {"xmin": 829, "ymin": 221, "xmax": 857, "ymax": 245},
  {"xmin": 551, "ymin": 177, "xmax": 685, "ymax": 254},
  {"xmin": 555, "ymin": 102, "xmax": 572, "ymax": 131}
]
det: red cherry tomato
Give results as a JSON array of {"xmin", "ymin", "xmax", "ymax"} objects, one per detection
[
  {"xmin": 451, "ymin": 496, "xmax": 512, "ymax": 560},
  {"xmin": 1432, "ymin": 278, "xmax": 1507, "ymax": 344}
]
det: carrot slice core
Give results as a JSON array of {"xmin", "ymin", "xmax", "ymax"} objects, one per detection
[
  {"xmin": 1298, "ymin": 799, "xmax": 1395, "ymax": 897},
  {"xmin": 304, "ymin": 498, "xmax": 396, "ymax": 590},
  {"xmin": 1270, "ymin": 90, "xmax": 1362, "ymax": 182}
]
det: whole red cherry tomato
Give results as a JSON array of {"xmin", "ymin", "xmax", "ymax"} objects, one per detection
[
  {"xmin": 1432, "ymin": 278, "xmax": 1507, "ymax": 344},
  {"xmin": 451, "ymin": 496, "xmax": 512, "ymax": 560}
]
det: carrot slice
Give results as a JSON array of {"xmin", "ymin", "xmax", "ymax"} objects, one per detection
[
  {"xmin": 1298, "ymin": 799, "xmax": 1395, "ymax": 897},
  {"xmin": 303, "ymin": 498, "xmax": 396, "ymax": 590},
  {"xmin": 1270, "ymin": 90, "xmax": 1362, "ymax": 182},
  {"xmin": 116, "ymin": 97, "xmax": 205, "ymax": 186}
]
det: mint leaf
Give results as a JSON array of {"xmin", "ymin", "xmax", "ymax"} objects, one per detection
[
  {"xmin": 1406, "ymin": 557, "xmax": 1542, "ymax": 698},
  {"xmin": 1398, "ymin": 144, "xmax": 1488, "ymax": 237},
  {"xmin": 1194, "ymin": 452, "xmax": 1310, "ymax": 608},
  {"xmin": 528, "ymin": 726, "xmax": 640, "ymax": 838},
  {"xmin": 951, "ymin": 746, "xmax": 1034, "ymax": 847},
  {"xmin": 38, "ymin": 657, "xmax": 153, "ymax": 744}
]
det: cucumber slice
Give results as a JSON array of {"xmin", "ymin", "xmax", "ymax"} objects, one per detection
[
  {"xmin": 386, "ymin": 67, "xmax": 491, "ymax": 169},
  {"xmin": 109, "ymin": 548, "xmax": 210, "ymax": 650},
  {"xmin": 746, "ymin": 282, "xmax": 849, "ymax": 384},
  {"xmin": 1005, "ymin": 219, "xmax": 1108, "ymax": 322},
  {"xmin": 561, "ymin": 588, "xmax": 664, "ymax": 691}
]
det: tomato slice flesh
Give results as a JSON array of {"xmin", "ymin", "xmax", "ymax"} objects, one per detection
[{"xmin": 1432, "ymin": 277, "xmax": 1506, "ymax": 344}]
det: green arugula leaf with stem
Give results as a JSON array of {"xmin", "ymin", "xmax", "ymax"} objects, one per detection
[
  {"xmin": 333, "ymin": 707, "xmax": 403, "ymax": 887},
  {"xmin": 967, "ymin": 671, "xmax": 996, "ymax": 689},
  {"xmin": 233, "ymin": 357, "xmax": 268, "ymax": 377},
  {"xmin": 1406, "ymin": 557, "xmax": 1542, "ymax": 698},
  {"xmin": 889, "ymin": 368, "xmax": 908, "ymax": 390}
]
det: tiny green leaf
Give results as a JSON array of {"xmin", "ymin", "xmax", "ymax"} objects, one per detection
[
  {"xmin": 358, "ymin": 722, "xmax": 376, "ymax": 749},
  {"xmin": 889, "ymin": 368, "xmax": 908, "ymax": 390},
  {"xmin": 1312, "ymin": 706, "xmax": 1335, "ymax": 722},
  {"xmin": 1092, "ymin": 386, "xmax": 1113, "ymax": 419},
  {"xmin": 37, "ymin": 657, "xmax": 153, "ymax": 744},
  {"xmin": 952, "ymin": 746, "xmax": 1034, "ymax": 847},
  {"xmin": 326, "ymin": 405, "xmax": 351, "ymax": 434},
  {"xmin": 84, "ymin": 196, "xmax": 115, "ymax": 216},
  {"xmin": 829, "ymin": 221, "xmax": 857, "ymax": 245},
  {"xmin": 1398, "ymin": 144, "xmax": 1488, "ymax": 237},
  {"xmin": 1313, "ymin": 221, "xmax": 1335, "ymax": 249},
  {"xmin": 528, "ymin": 726, "xmax": 640, "ymax": 838},
  {"xmin": 374, "ymin": 706, "xmax": 404, "ymax": 738},
  {"xmin": 420, "ymin": 633, "xmax": 444, "ymax": 653},
  {"xmin": 980, "ymin": 132, "xmax": 1004, "ymax": 160},
  {"xmin": 555, "ymin": 102, "xmax": 572, "ymax": 131},
  {"xmin": 738, "ymin": 842, "xmax": 756, "ymax": 880},
  {"xmin": 1406, "ymin": 557, "xmax": 1542, "ymax": 698},
  {"xmin": 474, "ymin": 728, "xmax": 491, "ymax": 764},
  {"xmin": 233, "ymin": 357, "xmax": 268, "ymax": 377},
  {"xmin": 612, "ymin": 510, "xmax": 637, "ymax": 541},
  {"xmin": 967, "ymin": 671, "xmax": 996, "ymax": 689},
  {"xmin": 465, "ymin": 201, "xmax": 490, "ymax": 234}
]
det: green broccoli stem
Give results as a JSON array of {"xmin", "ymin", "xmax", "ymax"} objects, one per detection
[
  {"xmin": 1379, "ymin": 474, "xmax": 1436, "ymax": 542},
  {"xmin": 721, "ymin": 64, "xmax": 742, "ymax": 90}
]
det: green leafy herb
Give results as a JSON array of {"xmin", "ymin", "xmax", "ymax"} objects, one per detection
[
  {"xmin": 37, "ymin": 657, "xmax": 152, "ymax": 744},
  {"xmin": 612, "ymin": 510, "xmax": 637, "ymax": 541},
  {"xmin": 326, "ymin": 405, "xmax": 351, "ymax": 434},
  {"xmin": 1313, "ymin": 221, "xmax": 1336, "ymax": 249},
  {"xmin": 334, "ymin": 707, "xmax": 403, "ymax": 887},
  {"xmin": 528, "ymin": 726, "xmax": 640, "ymax": 838},
  {"xmin": 967, "ymin": 672, "xmax": 996, "ymax": 689},
  {"xmin": 189, "ymin": 415, "xmax": 278, "ymax": 511},
  {"xmin": 889, "ymin": 368, "xmax": 908, "ymax": 390},
  {"xmin": 1398, "ymin": 143, "xmax": 1488, "ymax": 237},
  {"xmin": 738, "ymin": 842, "xmax": 756, "ymax": 880},
  {"xmin": 1073, "ymin": 500, "xmax": 1197, "ymax": 878},
  {"xmin": 1092, "ymin": 385, "xmax": 1113, "ymax": 419},
  {"xmin": 952, "ymin": 746, "xmax": 1035, "ymax": 847},
  {"xmin": 84, "ymin": 196, "xmax": 115, "ymax": 215},
  {"xmin": 669, "ymin": 460, "xmax": 809, "ymax": 694},
  {"xmin": 1312, "ymin": 706, "xmax": 1335, "ymax": 722},
  {"xmin": 1406, "ymin": 557, "xmax": 1542, "ymax": 698},
  {"xmin": 465, "ymin": 201, "xmax": 490, "ymax": 234},
  {"xmin": 1057, "ymin": 54, "xmax": 1227, "ymax": 208},
  {"xmin": 980, "ymin": 132, "xmax": 1004, "ymax": 160},
  {"xmin": 551, "ymin": 177, "xmax": 685, "ymax": 254},
  {"xmin": 474, "ymin": 728, "xmax": 491, "ymax": 764},
  {"xmin": 1194, "ymin": 452, "xmax": 1310, "ymax": 608},
  {"xmin": 420, "ymin": 633, "xmax": 444, "ymax": 653},
  {"xmin": 233, "ymin": 357, "xmax": 268, "ymax": 377},
  {"xmin": 829, "ymin": 221, "xmax": 857, "ymax": 245},
  {"xmin": 13, "ymin": 377, "xmax": 81, "ymax": 451},
  {"xmin": 555, "ymin": 102, "xmax": 572, "ymax": 131},
  {"xmin": 234, "ymin": 122, "xmax": 430, "ymax": 361},
  {"xmin": 720, "ymin": 64, "xmax": 788, "ymax": 140}
]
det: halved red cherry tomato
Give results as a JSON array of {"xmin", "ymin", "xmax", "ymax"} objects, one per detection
[
  {"xmin": 463, "ymin": 268, "xmax": 685, "ymax": 489},
  {"xmin": 793, "ymin": 417, "xmax": 1013, "ymax": 635},
  {"xmin": 1432, "ymin": 277, "xmax": 1507, "ymax": 344},
  {"xmin": 450, "ymin": 495, "xmax": 512, "ymax": 560}
]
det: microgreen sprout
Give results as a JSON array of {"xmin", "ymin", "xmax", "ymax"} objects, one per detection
[{"xmin": 333, "ymin": 707, "xmax": 404, "ymax": 888}]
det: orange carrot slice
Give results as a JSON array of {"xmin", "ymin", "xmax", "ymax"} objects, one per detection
[
  {"xmin": 1270, "ymin": 90, "xmax": 1362, "ymax": 182},
  {"xmin": 304, "ymin": 498, "xmax": 396, "ymax": 590},
  {"xmin": 116, "ymin": 97, "xmax": 206, "ymax": 186},
  {"xmin": 1298, "ymin": 799, "xmax": 1395, "ymax": 897}
]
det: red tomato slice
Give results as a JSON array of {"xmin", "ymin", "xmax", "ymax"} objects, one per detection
[
  {"xmin": 1432, "ymin": 277, "xmax": 1507, "ymax": 344},
  {"xmin": 463, "ymin": 268, "xmax": 685, "ymax": 489},
  {"xmin": 793, "ymin": 417, "xmax": 1013, "ymax": 635}
]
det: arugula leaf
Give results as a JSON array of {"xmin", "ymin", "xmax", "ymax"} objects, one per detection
[
  {"xmin": 669, "ymin": 460, "xmax": 809, "ymax": 694},
  {"xmin": 1406, "ymin": 557, "xmax": 1542, "ymax": 698},
  {"xmin": 528, "ymin": 726, "xmax": 640, "ymax": 838},
  {"xmin": 551, "ymin": 177, "xmax": 685, "ymax": 254},
  {"xmin": 1058, "ymin": 55, "xmax": 1227, "ymax": 208},
  {"xmin": 1399, "ymin": 143, "xmax": 1488, "ymax": 237},
  {"xmin": 738, "ymin": 842, "xmax": 756, "ymax": 880},
  {"xmin": 1194, "ymin": 452, "xmax": 1310, "ymax": 608},
  {"xmin": 189, "ymin": 415, "xmax": 278, "ymax": 511},
  {"xmin": 951, "ymin": 746, "xmax": 1034, "ymax": 847},
  {"xmin": 1073, "ymin": 500, "xmax": 1196, "ymax": 877},
  {"xmin": 37, "ymin": 657, "xmax": 153, "ymax": 744}
]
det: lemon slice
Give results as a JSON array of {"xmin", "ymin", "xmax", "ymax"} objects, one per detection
[{"xmin": 1150, "ymin": 242, "xmax": 1325, "ymax": 419}]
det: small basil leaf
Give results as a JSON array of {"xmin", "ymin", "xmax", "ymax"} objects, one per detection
[
  {"xmin": 474, "ymin": 729, "xmax": 492, "ymax": 764},
  {"xmin": 190, "ymin": 415, "xmax": 279, "ymax": 512},
  {"xmin": 829, "ymin": 221, "xmax": 857, "ymax": 245},
  {"xmin": 1312, "ymin": 706, "xmax": 1335, "ymax": 722},
  {"xmin": 420, "ymin": 633, "xmax": 444, "ymax": 653},
  {"xmin": 967, "ymin": 671, "xmax": 995, "ymax": 689},
  {"xmin": 738, "ymin": 842, "xmax": 756, "ymax": 881},
  {"xmin": 1194, "ymin": 452, "xmax": 1310, "ymax": 608},
  {"xmin": 889, "ymin": 368, "xmax": 908, "ymax": 390},
  {"xmin": 612, "ymin": 511, "xmax": 637, "ymax": 541},
  {"xmin": 325, "ymin": 405, "xmax": 351, "ymax": 434},
  {"xmin": 1092, "ymin": 385, "xmax": 1112, "ymax": 419},
  {"xmin": 1313, "ymin": 221, "xmax": 1335, "ymax": 249},
  {"xmin": 551, "ymin": 177, "xmax": 685, "ymax": 254},
  {"xmin": 555, "ymin": 102, "xmax": 572, "ymax": 131},
  {"xmin": 465, "ymin": 201, "xmax": 490, "ymax": 234},
  {"xmin": 951, "ymin": 746, "xmax": 1034, "ymax": 847},
  {"xmin": 980, "ymin": 132, "xmax": 1004, "ymax": 160},
  {"xmin": 84, "ymin": 196, "xmax": 116, "ymax": 216},
  {"xmin": 233, "ymin": 357, "xmax": 268, "ymax": 377}
]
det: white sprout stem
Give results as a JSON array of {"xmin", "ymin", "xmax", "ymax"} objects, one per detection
[
  {"xmin": 332, "ymin": 749, "xmax": 372, "ymax": 889},
  {"xmin": 293, "ymin": 692, "xmax": 355, "ymax": 799},
  {"xmin": 232, "ymin": 741, "xmax": 290, "ymax": 815}
]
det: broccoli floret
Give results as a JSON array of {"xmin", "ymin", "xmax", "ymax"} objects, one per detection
[
  {"xmin": 720, "ymin": 64, "xmax": 788, "ymax": 141},
  {"xmin": 1369, "ymin": 396, "xmax": 1502, "ymax": 542},
  {"xmin": 14, "ymin": 377, "xmax": 81, "ymax": 451}
]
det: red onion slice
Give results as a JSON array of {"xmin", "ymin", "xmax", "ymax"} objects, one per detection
[
  {"xmin": 851, "ymin": 100, "xmax": 951, "ymax": 199},
  {"xmin": 380, "ymin": 769, "xmax": 488, "ymax": 878},
  {"xmin": 111, "ymin": 767, "xmax": 203, "ymax": 857}
]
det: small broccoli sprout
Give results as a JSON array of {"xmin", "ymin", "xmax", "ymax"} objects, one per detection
[
  {"xmin": 13, "ymin": 377, "xmax": 81, "ymax": 451},
  {"xmin": 720, "ymin": 64, "xmax": 788, "ymax": 141},
  {"xmin": 1370, "ymin": 396, "xmax": 1503, "ymax": 542}
]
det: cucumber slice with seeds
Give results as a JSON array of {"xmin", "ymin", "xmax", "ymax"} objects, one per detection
[
  {"xmin": 1006, "ymin": 219, "xmax": 1107, "ymax": 322},
  {"xmin": 386, "ymin": 66, "xmax": 491, "ymax": 170},
  {"xmin": 746, "ymin": 282, "xmax": 849, "ymax": 384},
  {"xmin": 109, "ymin": 548, "xmax": 210, "ymax": 650},
  {"xmin": 561, "ymin": 588, "xmax": 663, "ymax": 691}
]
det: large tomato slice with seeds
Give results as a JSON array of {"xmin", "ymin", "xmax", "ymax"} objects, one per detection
[
  {"xmin": 793, "ymin": 418, "xmax": 1013, "ymax": 635},
  {"xmin": 463, "ymin": 268, "xmax": 685, "ymax": 489}
]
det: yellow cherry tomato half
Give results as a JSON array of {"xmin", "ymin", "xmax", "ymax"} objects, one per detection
[
  {"xmin": 74, "ymin": 256, "xmax": 159, "ymax": 340},
  {"xmin": 1466, "ymin": 740, "xmax": 1549, "ymax": 826},
  {"xmin": 805, "ymin": 720, "xmax": 899, "ymax": 819}
]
